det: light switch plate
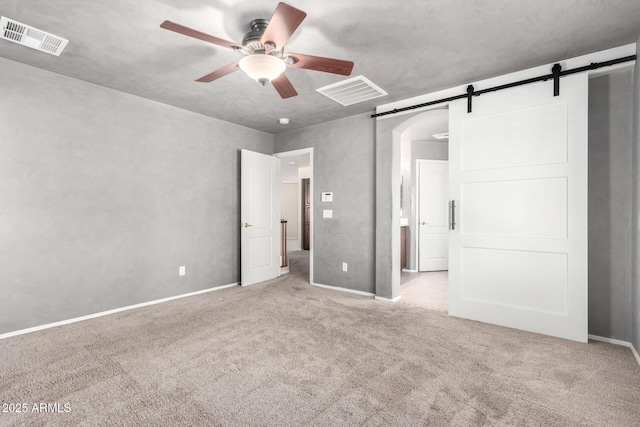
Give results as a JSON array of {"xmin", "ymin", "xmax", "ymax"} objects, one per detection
[{"xmin": 323, "ymin": 209, "xmax": 333, "ymax": 218}]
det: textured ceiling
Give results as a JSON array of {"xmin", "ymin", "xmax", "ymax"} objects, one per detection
[{"xmin": 1, "ymin": 1, "xmax": 640, "ymax": 134}]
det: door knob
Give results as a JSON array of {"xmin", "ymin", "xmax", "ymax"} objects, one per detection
[
  {"xmin": 242, "ymin": 223, "xmax": 253, "ymax": 228},
  {"xmin": 420, "ymin": 221, "xmax": 428, "ymax": 225}
]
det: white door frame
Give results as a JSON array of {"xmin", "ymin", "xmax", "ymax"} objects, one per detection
[
  {"xmin": 415, "ymin": 159, "xmax": 449, "ymax": 271},
  {"xmin": 274, "ymin": 148, "xmax": 314, "ymax": 284}
]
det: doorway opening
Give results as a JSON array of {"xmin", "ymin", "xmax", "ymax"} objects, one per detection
[
  {"xmin": 275, "ymin": 148, "xmax": 313, "ymax": 284},
  {"xmin": 397, "ymin": 109, "xmax": 449, "ymax": 311}
]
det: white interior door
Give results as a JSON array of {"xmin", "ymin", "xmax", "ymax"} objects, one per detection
[
  {"xmin": 418, "ymin": 160, "xmax": 449, "ymax": 272},
  {"xmin": 448, "ymin": 73, "xmax": 588, "ymax": 342},
  {"xmin": 241, "ymin": 149, "xmax": 280, "ymax": 286}
]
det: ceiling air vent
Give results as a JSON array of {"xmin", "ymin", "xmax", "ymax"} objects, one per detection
[
  {"xmin": 1, "ymin": 16, "xmax": 68, "ymax": 56},
  {"xmin": 316, "ymin": 75, "xmax": 387, "ymax": 106}
]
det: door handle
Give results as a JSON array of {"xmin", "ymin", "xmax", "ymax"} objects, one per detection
[
  {"xmin": 420, "ymin": 221, "xmax": 428, "ymax": 225},
  {"xmin": 450, "ymin": 200, "xmax": 456, "ymax": 230},
  {"xmin": 242, "ymin": 223, "xmax": 253, "ymax": 228}
]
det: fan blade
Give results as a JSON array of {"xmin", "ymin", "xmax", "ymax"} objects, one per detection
[
  {"xmin": 286, "ymin": 53, "xmax": 354, "ymax": 76},
  {"xmin": 196, "ymin": 61, "xmax": 240, "ymax": 83},
  {"xmin": 272, "ymin": 74, "xmax": 298, "ymax": 99},
  {"xmin": 160, "ymin": 20, "xmax": 241, "ymax": 50},
  {"xmin": 261, "ymin": 3, "xmax": 307, "ymax": 50}
]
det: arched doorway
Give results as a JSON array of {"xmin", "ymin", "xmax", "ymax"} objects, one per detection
[{"xmin": 374, "ymin": 107, "xmax": 449, "ymax": 301}]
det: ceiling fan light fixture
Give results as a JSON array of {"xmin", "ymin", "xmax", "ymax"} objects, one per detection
[
  {"xmin": 239, "ymin": 54, "xmax": 286, "ymax": 86},
  {"xmin": 160, "ymin": 3, "xmax": 353, "ymax": 99}
]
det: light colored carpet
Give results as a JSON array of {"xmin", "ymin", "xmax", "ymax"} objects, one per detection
[
  {"xmin": 400, "ymin": 270, "xmax": 449, "ymax": 312},
  {"xmin": 1, "ymin": 255, "xmax": 639, "ymax": 426}
]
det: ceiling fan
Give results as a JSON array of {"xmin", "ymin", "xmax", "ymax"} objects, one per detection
[{"xmin": 160, "ymin": 2, "xmax": 354, "ymax": 99}]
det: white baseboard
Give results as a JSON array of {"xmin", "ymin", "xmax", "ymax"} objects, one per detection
[
  {"xmin": 402, "ymin": 269, "xmax": 418, "ymax": 273},
  {"xmin": 588, "ymin": 334, "xmax": 640, "ymax": 367},
  {"xmin": 375, "ymin": 295, "xmax": 402, "ymax": 303},
  {"xmin": 311, "ymin": 282, "xmax": 375, "ymax": 297},
  {"xmin": 0, "ymin": 282, "xmax": 239, "ymax": 341}
]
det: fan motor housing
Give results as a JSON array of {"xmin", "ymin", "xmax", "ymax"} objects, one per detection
[{"xmin": 242, "ymin": 19, "xmax": 269, "ymax": 46}]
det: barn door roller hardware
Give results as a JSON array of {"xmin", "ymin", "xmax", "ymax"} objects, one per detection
[
  {"xmin": 466, "ymin": 62, "xmax": 560, "ymax": 113},
  {"xmin": 552, "ymin": 63, "xmax": 562, "ymax": 96},
  {"xmin": 371, "ymin": 54, "xmax": 636, "ymax": 118},
  {"xmin": 466, "ymin": 85, "xmax": 474, "ymax": 113}
]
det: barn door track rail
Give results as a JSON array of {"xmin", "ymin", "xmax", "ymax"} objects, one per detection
[{"xmin": 371, "ymin": 55, "xmax": 636, "ymax": 118}]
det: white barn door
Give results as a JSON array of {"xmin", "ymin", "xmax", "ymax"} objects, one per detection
[
  {"xmin": 448, "ymin": 73, "xmax": 588, "ymax": 342},
  {"xmin": 241, "ymin": 149, "xmax": 280, "ymax": 286}
]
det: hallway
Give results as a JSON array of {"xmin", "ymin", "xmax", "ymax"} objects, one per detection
[
  {"xmin": 286, "ymin": 250, "xmax": 310, "ymax": 282},
  {"xmin": 400, "ymin": 270, "xmax": 448, "ymax": 312}
]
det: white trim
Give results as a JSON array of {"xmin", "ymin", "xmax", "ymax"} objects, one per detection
[
  {"xmin": 588, "ymin": 334, "xmax": 631, "ymax": 347},
  {"xmin": 375, "ymin": 295, "xmax": 402, "ymax": 303},
  {"xmin": 0, "ymin": 283, "xmax": 239, "ymax": 340},
  {"xmin": 402, "ymin": 268, "xmax": 418, "ymax": 273},
  {"xmin": 274, "ymin": 148, "xmax": 314, "ymax": 284},
  {"xmin": 310, "ymin": 282, "xmax": 375, "ymax": 297},
  {"xmin": 588, "ymin": 334, "xmax": 640, "ymax": 366}
]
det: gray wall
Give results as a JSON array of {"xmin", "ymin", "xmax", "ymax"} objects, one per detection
[
  {"xmin": 633, "ymin": 38, "xmax": 640, "ymax": 354},
  {"xmin": 406, "ymin": 140, "xmax": 449, "ymax": 271},
  {"xmin": 274, "ymin": 113, "xmax": 376, "ymax": 294},
  {"xmin": 2, "ymin": 54, "xmax": 637, "ymax": 347},
  {"xmin": 588, "ymin": 70, "xmax": 634, "ymax": 341},
  {"xmin": 0, "ymin": 58, "xmax": 273, "ymax": 334}
]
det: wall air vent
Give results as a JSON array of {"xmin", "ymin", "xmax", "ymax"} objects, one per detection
[
  {"xmin": 1, "ymin": 17, "xmax": 68, "ymax": 56},
  {"xmin": 316, "ymin": 75, "xmax": 387, "ymax": 106}
]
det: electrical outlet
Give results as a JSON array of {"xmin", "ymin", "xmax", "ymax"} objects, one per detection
[
  {"xmin": 342, "ymin": 262, "xmax": 348, "ymax": 272},
  {"xmin": 179, "ymin": 266, "xmax": 186, "ymax": 276}
]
